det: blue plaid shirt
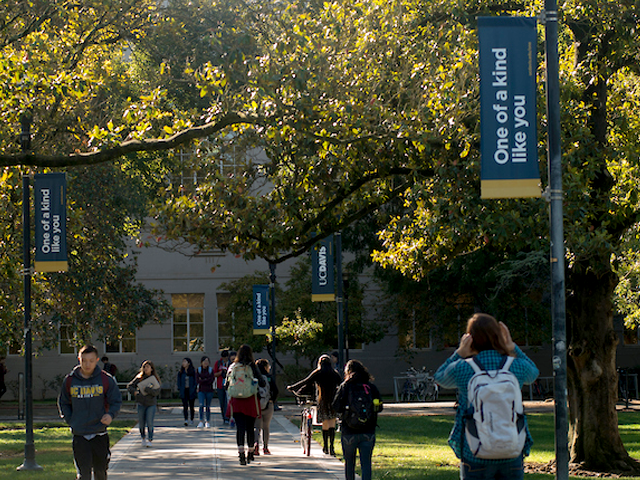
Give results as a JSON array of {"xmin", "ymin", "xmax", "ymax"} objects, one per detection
[{"xmin": 434, "ymin": 346, "xmax": 539, "ymax": 464}]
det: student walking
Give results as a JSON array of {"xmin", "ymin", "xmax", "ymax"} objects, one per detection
[
  {"xmin": 58, "ymin": 345, "xmax": 122, "ymax": 480},
  {"xmin": 196, "ymin": 356, "xmax": 215, "ymax": 428},
  {"xmin": 288, "ymin": 354, "xmax": 342, "ymax": 455},
  {"xmin": 226, "ymin": 344, "xmax": 266, "ymax": 465},
  {"xmin": 213, "ymin": 349, "xmax": 231, "ymax": 424},
  {"xmin": 333, "ymin": 359, "xmax": 383, "ymax": 480},
  {"xmin": 434, "ymin": 313, "xmax": 539, "ymax": 480},
  {"xmin": 127, "ymin": 360, "xmax": 161, "ymax": 447},
  {"xmin": 254, "ymin": 358, "xmax": 278, "ymax": 455},
  {"xmin": 177, "ymin": 357, "xmax": 197, "ymax": 426}
]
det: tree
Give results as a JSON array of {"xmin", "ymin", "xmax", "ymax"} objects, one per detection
[
  {"xmin": 0, "ymin": 1, "xmax": 172, "ymax": 350},
  {"xmin": 3, "ymin": 0, "xmax": 640, "ymax": 471}
]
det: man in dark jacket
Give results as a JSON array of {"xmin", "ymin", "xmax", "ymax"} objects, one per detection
[{"xmin": 58, "ymin": 345, "xmax": 122, "ymax": 480}]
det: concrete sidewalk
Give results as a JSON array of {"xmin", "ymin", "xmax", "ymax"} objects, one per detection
[{"xmin": 108, "ymin": 402, "xmax": 347, "ymax": 480}]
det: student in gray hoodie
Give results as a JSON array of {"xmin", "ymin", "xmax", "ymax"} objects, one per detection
[{"xmin": 58, "ymin": 345, "xmax": 122, "ymax": 480}]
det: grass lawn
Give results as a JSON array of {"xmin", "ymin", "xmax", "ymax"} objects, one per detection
[
  {"xmin": 318, "ymin": 412, "xmax": 640, "ymax": 479},
  {"xmin": 0, "ymin": 421, "xmax": 135, "ymax": 480}
]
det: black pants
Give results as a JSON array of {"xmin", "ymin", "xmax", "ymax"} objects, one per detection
[
  {"xmin": 72, "ymin": 433, "xmax": 110, "ymax": 480},
  {"xmin": 182, "ymin": 389, "xmax": 195, "ymax": 420},
  {"xmin": 0, "ymin": 382, "xmax": 6, "ymax": 400},
  {"xmin": 233, "ymin": 413, "xmax": 256, "ymax": 448}
]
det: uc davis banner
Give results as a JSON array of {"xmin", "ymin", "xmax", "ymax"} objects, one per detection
[
  {"xmin": 34, "ymin": 173, "xmax": 68, "ymax": 272},
  {"xmin": 479, "ymin": 17, "xmax": 541, "ymax": 199},
  {"xmin": 311, "ymin": 235, "xmax": 335, "ymax": 302},
  {"xmin": 253, "ymin": 285, "xmax": 270, "ymax": 335}
]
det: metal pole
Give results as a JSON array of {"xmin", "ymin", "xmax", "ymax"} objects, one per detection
[
  {"xmin": 335, "ymin": 232, "xmax": 345, "ymax": 371},
  {"xmin": 544, "ymin": 3, "xmax": 569, "ymax": 479},
  {"xmin": 18, "ymin": 114, "xmax": 42, "ymax": 470},
  {"xmin": 269, "ymin": 263, "xmax": 277, "ymax": 388}
]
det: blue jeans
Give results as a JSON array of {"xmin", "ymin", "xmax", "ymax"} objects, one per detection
[
  {"xmin": 198, "ymin": 391, "xmax": 214, "ymax": 422},
  {"xmin": 341, "ymin": 432, "xmax": 375, "ymax": 480},
  {"xmin": 137, "ymin": 404, "xmax": 156, "ymax": 441},
  {"xmin": 461, "ymin": 456, "xmax": 524, "ymax": 480},
  {"xmin": 217, "ymin": 388, "xmax": 228, "ymax": 420}
]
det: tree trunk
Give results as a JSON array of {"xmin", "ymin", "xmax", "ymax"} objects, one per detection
[{"xmin": 566, "ymin": 258, "xmax": 640, "ymax": 473}]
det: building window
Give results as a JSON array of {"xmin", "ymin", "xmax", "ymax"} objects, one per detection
[
  {"xmin": 59, "ymin": 324, "xmax": 77, "ymax": 355},
  {"xmin": 624, "ymin": 325, "xmax": 639, "ymax": 345},
  {"xmin": 398, "ymin": 313, "xmax": 432, "ymax": 350},
  {"xmin": 172, "ymin": 294, "xmax": 205, "ymax": 352},
  {"xmin": 217, "ymin": 292, "xmax": 233, "ymax": 348},
  {"xmin": 105, "ymin": 330, "xmax": 137, "ymax": 353}
]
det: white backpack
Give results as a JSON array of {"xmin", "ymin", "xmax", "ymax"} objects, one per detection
[{"xmin": 464, "ymin": 356, "xmax": 526, "ymax": 459}]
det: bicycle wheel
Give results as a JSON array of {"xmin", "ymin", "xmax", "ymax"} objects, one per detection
[
  {"xmin": 305, "ymin": 414, "xmax": 312, "ymax": 456},
  {"xmin": 300, "ymin": 411, "xmax": 309, "ymax": 455}
]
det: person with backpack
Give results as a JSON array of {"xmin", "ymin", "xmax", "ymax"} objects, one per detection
[
  {"xmin": 177, "ymin": 357, "xmax": 197, "ymax": 426},
  {"xmin": 196, "ymin": 356, "xmax": 215, "ymax": 428},
  {"xmin": 434, "ymin": 313, "xmax": 539, "ymax": 480},
  {"xmin": 287, "ymin": 354, "xmax": 342, "ymax": 455},
  {"xmin": 254, "ymin": 358, "xmax": 278, "ymax": 456},
  {"xmin": 101, "ymin": 356, "xmax": 117, "ymax": 379},
  {"xmin": 213, "ymin": 349, "xmax": 231, "ymax": 425},
  {"xmin": 127, "ymin": 360, "xmax": 161, "ymax": 447},
  {"xmin": 225, "ymin": 344, "xmax": 266, "ymax": 465},
  {"xmin": 58, "ymin": 345, "xmax": 122, "ymax": 480},
  {"xmin": 333, "ymin": 359, "xmax": 382, "ymax": 480}
]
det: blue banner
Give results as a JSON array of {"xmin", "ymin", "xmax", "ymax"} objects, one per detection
[
  {"xmin": 253, "ymin": 285, "xmax": 270, "ymax": 335},
  {"xmin": 479, "ymin": 17, "xmax": 541, "ymax": 199},
  {"xmin": 311, "ymin": 235, "xmax": 335, "ymax": 302},
  {"xmin": 34, "ymin": 173, "xmax": 68, "ymax": 272}
]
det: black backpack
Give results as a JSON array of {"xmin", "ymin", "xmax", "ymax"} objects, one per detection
[{"xmin": 343, "ymin": 383, "xmax": 375, "ymax": 430}]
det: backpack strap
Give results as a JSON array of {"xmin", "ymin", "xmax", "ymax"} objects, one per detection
[
  {"xmin": 465, "ymin": 357, "xmax": 484, "ymax": 374},
  {"xmin": 500, "ymin": 355, "xmax": 515, "ymax": 372}
]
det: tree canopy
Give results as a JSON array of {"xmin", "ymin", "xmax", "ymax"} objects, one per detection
[{"xmin": 3, "ymin": 0, "xmax": 640, "ymax": 472}]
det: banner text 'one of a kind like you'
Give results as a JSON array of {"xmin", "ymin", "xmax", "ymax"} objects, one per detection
[
  {"xmin": 479, "ymin": 17, "xmax": 541, "ymax": 199},
  {"xmin": 34, "ymin": 173, "xmax": 68, "ymax": 272},
  {"xmin": 253, "ymin": 285, "xmax": 270, "ymax": 335}
]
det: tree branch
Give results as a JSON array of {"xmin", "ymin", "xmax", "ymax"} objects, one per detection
[{"xmin": 0, "ymin": 112, "xmax": 261, "ymax": 168}]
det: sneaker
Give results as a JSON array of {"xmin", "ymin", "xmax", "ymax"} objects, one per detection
[
  {"xmin": 253, "ymin": 443, "xmax": 260, "ymax": 456},
  {"xmin": 141, "ymin": 438, "xmax": 147, "ymax": 447},
  {"xmin": 229, "ymin": 419, "xmax": 236, "ymax": 428},
  {"xmin": 197, "ymin": 421, "xmax": 204, "ymax": 428},
  {"xmin": 205, "ymin": 422, "xmax": 210, "ymax": 428},
  {"xmin": 184, "ymin": 420, "xmax": 188, "ymax": 426},
  {"xmin": 263, "ymin": 447, "xmax": 271, "ymax": 455},
  {"xmin": 147, "ymin": 440, "xmax": 153, "ymax": 448}
]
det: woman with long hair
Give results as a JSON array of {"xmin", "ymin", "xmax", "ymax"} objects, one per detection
[
  {"xmin": 333, "ymin": 359, "xmax": 383, "ymax": 480},
  {"xmin": 177, "ymin": 357, "xmax": 197, "ymax": 426},
  {"xmin": 254, "ymin": 358, "xmax": 278, "ymax": 456},
  {"xmin": 288, "ymin": 354, "xmax": 342, "ymax": 455},
  {"xmin": 127, "ymin": 360, "xmax": 161, "ymax": 447},
  {"xmin": 226, "ymin": 344, "xmax": 266, "ymax": 465},
  {"xmin": 196, "ymin": 355, "xmax": 215, "ymax": 428},
  {"xmin": 434, "ymin": 313, "xmax": 539, "ymax": 480}
]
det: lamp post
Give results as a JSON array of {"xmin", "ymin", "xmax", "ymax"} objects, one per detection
[
  {"xmin": 17, "ymin": 113, "xmax": 42, "ymax": 472},
  {"xmin": 543, "ymin": 1, "xmax": 569, "ymax": 478},
  {"xmin": 269, "ymin": 263, "xmax": 278, "ymax": 388}
]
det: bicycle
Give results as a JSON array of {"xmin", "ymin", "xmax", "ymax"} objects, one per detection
[
  {"xmin": 291, "ymin": 391, "xmax": 315, "ymax": 456},
  {"xmin": 400, "ymin": 367, "xmax": 439, "ymax": 402}
]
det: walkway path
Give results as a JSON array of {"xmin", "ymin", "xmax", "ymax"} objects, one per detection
[{"xmin": 108, "ymin": 402, "xmax": 346, "ymax": 480}]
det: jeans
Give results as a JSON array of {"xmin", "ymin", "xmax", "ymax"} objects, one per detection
[
  {"xmin": 198, "ymin": 391, "xmax": 214, "ymax": 422},
  {"xmin": 461, "ymin": 456, "xmax": 524, "ymax": 480},
  {"xmin": 181, "ymin": 390, "xmax": 195, "ymax": 421},
  {"xmin": 72, "ymin": 433, "xmax": 110, "ymax": 480},
  {"xmin": 217, "ymin": 388, "xmax": 227, "ymax": 420},
  {"xmin": 342, "ymin": 432, "xmax": 375, "ymax": 480},
  {"xmin": 137, "ymin": 404, "xmax": 157, "ymax": 441}
]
